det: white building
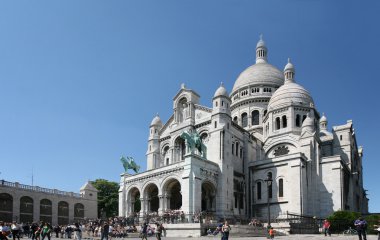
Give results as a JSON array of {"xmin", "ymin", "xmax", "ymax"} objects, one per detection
[{"xmin": 119, "ymin": 36, "xmax": 368, "ymax": 221}]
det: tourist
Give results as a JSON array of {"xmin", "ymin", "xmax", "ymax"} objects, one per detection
[
  {"xmin": 73, "ymin": 223, "xmax": 81, "ymax": 240},
  {"xmin": 354, "ymin": 217, "xmax": 367, "ymax": 240},
  {"xmin": 269, "ymin": 227, "xmax": 275, "ymax": 239},
  {"xmin": 0, "ymin": 221, "xmax": 11, "ymax": 240},
  {"xmin": 53, "ymin": 225, "xmax": 61, "ymax": 238},
  {"xmin": 10, "ymin": 221, "xmax": 20, "ymax": 240},
  {"xmin": 155, "ymin": 223, "xmax": 162, "ymax": 240},
  {"xmin": 30, "ymin": 223, "xmax": 39, "ymax": 240},
  {"xmin": 140, "ymin": 223, "xmax": 148, "ymax": 240},
  {"xmin": 374, "ymin": 220, "xmax": 380, "ymax": 240},
  {"xmin": 101, "ymin": 222, "xmax": 109, "ymax": 240},
  {"xmin": 40, "ymin": 222, "xmax": 52, "ymax": 240},
  {"xmin": 322, "ymin": 219, "xmax": 331, "ymax": 236},
  {"xmin": 221, "ymin": 221, "xmax": 231, "ymax": 240}
]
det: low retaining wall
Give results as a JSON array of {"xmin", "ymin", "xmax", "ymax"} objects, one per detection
[{"xmin": 163, "ymin": 223, "xmax": 202, "ymax": 237}]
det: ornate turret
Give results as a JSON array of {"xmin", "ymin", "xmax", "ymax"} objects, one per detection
[
  {"xmin": 147, "ymin": 114, "xmax": 162, "ymax": 170},
  {"xmin": 212, "ymin": 82, "xmax": 231, "ymax": 116},
  {"xmin": 256, "ymin": 34, "xmax": 268, "ymax": 63},
  {"xmin": 284, "ymin": 58, "xmax": 295, "ymax": 83}
]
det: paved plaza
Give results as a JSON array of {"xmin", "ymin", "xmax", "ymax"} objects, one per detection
[{"xmin": 123, "ymin": 235, "xmax": 377, "ymax": 240}]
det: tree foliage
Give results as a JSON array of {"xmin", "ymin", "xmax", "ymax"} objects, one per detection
[
  {"xmin": 91, "ymin": 179, "xmax": 119, "ymax": 218},
  {"xmin": 327, "ymin": 210, "xmax": 361, "ymax": 233}
]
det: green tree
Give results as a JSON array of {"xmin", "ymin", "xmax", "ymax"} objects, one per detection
[
  {"xmin": 91, "ymin": 179, "xmax": 119, "ymax": 218},
  {"xmin": 327, "ymin": 210, "xmax": 360, "ymax": 233}
]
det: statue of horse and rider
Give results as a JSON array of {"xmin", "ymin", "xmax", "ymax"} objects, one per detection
[
  {"xmin": 120, "ymin": 156, "xmax": 140, "ymax": 173},
  {"xmin": 180, "ymin": 128, "xmax": 207, "ymax": 158}
]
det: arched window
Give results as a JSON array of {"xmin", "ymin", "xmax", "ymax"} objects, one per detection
[
  {"xmin": 257, "ymin": 182, "xmax": 262, "ymax": 200},
  {"xmin": 235, "ymin": 142, "xmax": 239, "ymax": 156},
  {"xmin": 279, "ymin": 179, "xmax": 284, "ymax": 197},
  {"xmin": 296, "ymin": 114, "xmax": 301, "ymax": 127},
  {"xmin": 233, "ymin": 116, "xmax": 238, "ymax": 124},
  {"xmin": 275, "ymin": 117, "xmax": 281, "ymax": 130},
  {"xmin": 251, "ymin": 110, "xmax": 260, "ymax": 125},
  {"xmin": 264, "ymin": 110, "xmax": 267, "ymax": 116},
  {"xmin": 215, "ymin": 101, "xmax": 218, "ymax": 107},
  {"xmin": 268, "ymin": 172, "xmax": 273, "ymax": 199},
  {"xmin": 232, "ymin": 143, "xmax": 234, "ymax": 155},
  {"xmin": 241, "ymin": 113, "xmax": 248, "ymax": 127},
  {"xmin": 282, "ymin": 115, "xmax": 287, "ymax": 128},
  {"xmin": 302, "ymin": 115, "xmax": 307, "ymax": 123}
]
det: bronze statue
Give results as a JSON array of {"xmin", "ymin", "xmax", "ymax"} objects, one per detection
[
  {"xmin": 120, "ymin": 156, "xmax": 140, "ymax": 173},
  {"xmin": 180, "ymin": 129, "xmax": 207, "ymax": 158}
]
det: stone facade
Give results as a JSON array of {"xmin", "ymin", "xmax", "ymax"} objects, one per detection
[
  {"xmin": 0, "ymin": 180, "xmax": 98, "ymax": 224},
  {"xmin": 119, "ymin": 36, "xmax": 368, "ymax": 221}
]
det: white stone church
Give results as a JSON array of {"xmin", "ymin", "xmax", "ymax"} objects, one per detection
[{"xmin": 119, "ymin": 37, "xmax": 368, "ymax": 221}]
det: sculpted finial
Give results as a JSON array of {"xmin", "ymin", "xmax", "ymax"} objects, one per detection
[{"xmin": 260, "ymin": 33, "xmax": 263, "ymax": 41}]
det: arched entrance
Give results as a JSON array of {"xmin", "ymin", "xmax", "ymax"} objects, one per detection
[
  {"xmin": 20, "ymin": 196, "xmax": 33, "ymax": 223},
  {"xmin": 58, "ymin": 201, "xmax": 69, "ymax": 225},
  {"xmin": 74, "ymin": 203, "xmax": 84, "ymax": 222},
  {"xmin": 40, "ymin": 199, "xmax": 52, "ymax": 224},
  {"xmin": 163, "ymin": 179, "xmax": 182, "ymax": 210},
  {"xmin": 201, "ymin": 181, "xmax": 216, "ymax": 212},
  {"xmin": 0, "ymin": 193, "xmax": 13, "ymax": 222},
  {"xmin": 128, "ymin": 187, "xmax": 141, "ymax": 213},
  {"xmin": 144, "ymin": 183, "xmax": 159, "ymax": 213}
]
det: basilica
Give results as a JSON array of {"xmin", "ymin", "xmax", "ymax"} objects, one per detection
[{"xmin": 118, "ymin": 37, "xmax": 368, "ymax": 221}]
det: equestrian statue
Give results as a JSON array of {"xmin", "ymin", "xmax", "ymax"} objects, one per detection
[
  {"xmin": 180, "ymin": 129, "xmax": 207, "ymax": 159},
  {"xmin": 120, "ymin": 156, "xmax": 140, "ymax": 173}
]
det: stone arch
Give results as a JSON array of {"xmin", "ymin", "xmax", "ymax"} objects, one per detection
[
  {"xmin": 40, "ymin": 199, "xmax": 52, "ymax": 224},
  {"xmin": 58, "ymin": 201, "xmax": 69, "ymax": 225},
  {"xmin": 74, "ymin": 203, "xmax": 85, "ymax": 221},
  {"xmin": 176, "ymin": 97, "xmax": 188, "ymax": 123},
  {"xmin": 143, "ymin": 183, "xmax": 159, "ymax": 213},
  {"xmin": 241, "ymin": 112, "xmax": 248, "ymax": 127},
  {"xmin": 20, "ymin": 196, "xmax": 33, "ymax": 223},
  {"xmin": 201, "ymin": 181, "xmax": 217, "ymax": 212},
  {"xmin": 161, "ymin": 144, "xmax": 170, "ymax": 166},
  {"xmin": 252, "ymin": 110, "xmax": 260, "ymax": 125},
  {"xmin": 0, "ymin": 193, "xmax": 13, "ymax": 222},
  {"xmin": 162, "ymin": 178, "xmax": 182, "ymax": 210},
  {"xmin": 174, "ymin": 136, "xmax": 186, "ymax": 162},
  {"xmin": 127, "ymin": 187, "xmax": 141, "ymax": 213}
]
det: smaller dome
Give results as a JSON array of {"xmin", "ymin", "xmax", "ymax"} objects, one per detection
[
  {"xmin": 268, "ymin": 82, "xmax": 314, "ymax": 110},
  {"xmin": 214, "ymin": 83, "xmax": 229, "ymax": 98},
  {"xmin": 150, "ymin": 114, "xmax": 162, "ymax": 126},
  {"xmin": 301, "ymin": 115, "xmax": 315, "ymax": 133},
  {"xmin": 256, "ymin": 34, "xmax": 266, "ymax": 49},
  {"xmin": 320, "ymin": 114, "xmax": 327, "ymax": 123},
  {"xmin": 284, "ymin": 58, "xmax": 295, "ymax": 73}
]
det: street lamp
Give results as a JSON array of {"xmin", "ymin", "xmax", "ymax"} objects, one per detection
[{"xmin": 265, "ymin": 172, "xmax": 273, "ymax": 227}]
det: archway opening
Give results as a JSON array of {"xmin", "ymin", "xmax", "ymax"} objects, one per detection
[
  {"xmin": 144, "ymin": 184, "xmax": 159, "ymax": 213},
  {"xmin": 201, "ymin": 181, "xmax": 216, "ymax": 212},
  {"xmin": 128, "ymin": 187, "xmax": 141, "ymax": 213},
  {"xmin": 74, "ymin": 203, "xmax": 85, "ymax": 222},
  {"xmin": 40, "ymin": 199, "xmax": 52, "ymax": 224},
  {"xmin": 20, "ymin": 196, "xmax": 33, "ymax": 223},
  {"xmin": 164, "ymin": 179, "xmax": 182, "ymax": 210},
  {"xmin": 58, "ymin": 201, "xmax": 69, "ymax": 225},
  {"xmin": 0, "ymin": 193, "xmax": 13, "ymax": 222}
]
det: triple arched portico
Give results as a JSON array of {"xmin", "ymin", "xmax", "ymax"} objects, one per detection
[{"xmin": 122, "ymin": 174, "xmax": 218, "ymax": 217}]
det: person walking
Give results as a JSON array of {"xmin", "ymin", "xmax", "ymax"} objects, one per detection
[
  {"xmin": 73, "ymin": 223, "xmax": 81, "ymax": 240},
  {"xmin": 269, "ymin": 227, "xmax": 275, "ymax": 239},
  {"xmin": 323, "ymin": 219, "xmax": 331, "ymax": 236},
  {"xmin": 140, "ymin": 223, "xmax": 147, "ymax": 240},
  {"xmin": 40, "ymin": 223, "xmax": 51, "ymax": 240},
  {"xmin": 354, "ymin": 217, "xmax": 367, "ymax": 240},
  {"xmin": 11, "ymin": 222, "xmax": 20, "ymax": 240},
  {"xmin": 374, "ymin": 220, "xmax": 380, "ymax": 240},
  {"xmin": 221, "ymin": 221, "xmax": 231, "ymax": 240},
  {"xmin": 101, "ymin": 222, "xmax": 109, "ymax": 240}
]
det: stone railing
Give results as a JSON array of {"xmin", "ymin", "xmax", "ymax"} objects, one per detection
[{"xmin": 0, "ymin": 179, "xmax": 82, "ymax": 198}]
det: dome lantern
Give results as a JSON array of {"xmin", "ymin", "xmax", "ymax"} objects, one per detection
[
  {"xmin": 284, "ymin": 58, "xmax": 295, "ymax": 83},
  {"xmin": 319, "ymin": 113, "xmax": 328, "ymax": 130},
  {"xmin": 256, "ymin": 34, "xmax": 268, "ymax": 63}
]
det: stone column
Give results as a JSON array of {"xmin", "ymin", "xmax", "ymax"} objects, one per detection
[
  {"xmin": 158, "ymin": 195, "xmax": 163, "ymax": 214},
  {"xmin": 33, "ymin": 197, "xmax": 40, "ymax": 223},
  {"xmin": 68, "ymin": 200, "xmax": 74, "ymax": 224},
  {"xmin": 51, "ymin": 200, "xmax": 58, "ymax": 225},
  {"xmin": 12, "ymin": 194, "xmax": 20, "ymax": 222}
]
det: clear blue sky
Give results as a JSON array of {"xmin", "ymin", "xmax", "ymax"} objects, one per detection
[{"xmin": 0, "ymin": 1, "xmax": 379, "ymax": 213}]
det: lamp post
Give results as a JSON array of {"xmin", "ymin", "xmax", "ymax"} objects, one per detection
[{"xmin": 265, "ymin": 173, "xmax": 273, "ymax": 227}]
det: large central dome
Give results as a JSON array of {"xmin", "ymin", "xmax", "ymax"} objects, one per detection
[{"xmin": 232, "ymin": 63, "xmax": 284, "ymax": 93}]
